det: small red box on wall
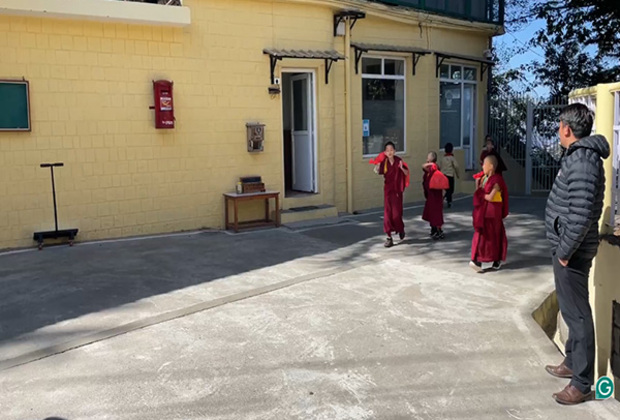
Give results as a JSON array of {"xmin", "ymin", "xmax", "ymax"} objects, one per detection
[{"xmin": 152, "ymin": 80, "xmax": 175, "ymax": 129}]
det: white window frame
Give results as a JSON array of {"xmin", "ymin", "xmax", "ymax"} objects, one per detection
[
  {"xmin": 361, "ymin": 56, "xmax": 407, "ymax": 158},
  {"xmin": 439, "ymin": 63, "xmax": 478, "ymax": 151}
]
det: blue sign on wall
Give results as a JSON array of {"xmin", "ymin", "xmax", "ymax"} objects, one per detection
[{"xmin": 362, "ymin": 119, "xmax": 370, "ymax": 137}]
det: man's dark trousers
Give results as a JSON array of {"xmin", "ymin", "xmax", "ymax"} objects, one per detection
[
  {"xmin": 553, "ymin": 253, "xmax": 595, "ymax": 394},
  {"xmin": 446, "ymin": 176, "xmax": 455, "ymax": 204}
]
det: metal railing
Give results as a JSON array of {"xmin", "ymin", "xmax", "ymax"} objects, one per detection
[
  {"xmin": 527, "ymin": 99, "xmax": 568, "ymax": 193},
  {"xmin": 489, "ymin": 93, "xmax": 568, "ymax": 194},
  {"xmin": 371, "ymin": 0, "xmax": 504, "ymax": 25}
]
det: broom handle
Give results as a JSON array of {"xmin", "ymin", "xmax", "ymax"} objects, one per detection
[
  {"xmin": 51, "ymin": 166, "xmax": 58, "ymax": 232},
  {"xmin": 41, "ymin": 163, "xmax": 64, "ymax": 232}
]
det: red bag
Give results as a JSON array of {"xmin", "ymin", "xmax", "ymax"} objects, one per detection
[{"xmin": 429, "ymin": 170, "xmax": 449, "ymax": 190}]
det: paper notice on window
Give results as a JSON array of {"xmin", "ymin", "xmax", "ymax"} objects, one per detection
[{"xmin": 363, "ymin": 119, "xmax": 370, "ymax": 137}]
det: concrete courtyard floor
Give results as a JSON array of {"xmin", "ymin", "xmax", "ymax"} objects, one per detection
[{"xmin": 1, "ymin": 196, "xmax": 620, "ymax": 420}]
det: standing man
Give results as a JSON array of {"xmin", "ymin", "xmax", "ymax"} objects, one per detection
[{"xmin": 544, "ymin": 103, "xmax": 610, "ymax": 405}]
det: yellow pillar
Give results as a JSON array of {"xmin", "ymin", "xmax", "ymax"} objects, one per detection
[
  {"xmin": 344, "ymin": 18, "xmax": 354, "ymax": 214},
  {"xmin": 589, "ymin": 83, "xmax": 620, "ymax": 397}
]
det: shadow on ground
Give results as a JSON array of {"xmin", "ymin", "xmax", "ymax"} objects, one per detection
[
  {"xmin": 304, "ymin": 196, "xmax": 551, "ymax": 275},
  {"xmin": 0, "ymin": 195, "xmax": 549, "ymax": 355}
]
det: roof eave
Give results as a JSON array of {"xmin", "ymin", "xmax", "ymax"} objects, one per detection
[{"xmin": 277, "ymin": 0, "xmax": 504, "ymax": 35}]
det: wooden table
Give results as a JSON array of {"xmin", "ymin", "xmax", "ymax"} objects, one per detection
[{"xmin": 224, "ymin": 191, "xmax": 280, "ymax": 233}]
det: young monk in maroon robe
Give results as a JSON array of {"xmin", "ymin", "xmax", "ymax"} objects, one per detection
[
  {"xmin": 374, "ymin": 142, "xmax": 409, "ymax": 248},
  {"xmin": 470, "ymin": 155, "xmax": 509, "ymax": 272},
  {"xmin": 422, "ymin": 151, "xmax": 445, "ymax": 240}
]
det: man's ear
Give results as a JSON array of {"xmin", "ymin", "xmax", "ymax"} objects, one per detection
[{"xmin": 561, "ymin": 122, "xmax": 573, "ymax": 138}]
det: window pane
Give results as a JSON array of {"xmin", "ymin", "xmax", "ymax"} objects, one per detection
[
  {"xmin": 426, "ymin": 0, "xmax": 446, "ymax": 11},
  {"xmin": 384, "ymin": 59, "xmax": 405, "ymax": 76},
  {"xmin": 440, "ymin": 64, "xmax": 450, "ymax": 79},
  {"xmin": 464, "ymin": 67, "xmax": 477, "ymax": 81},
  {"xmin": 363, "ymin": 79, "xmax": 405, "ymax": 155},
  {"xmin": 293, "ymin": 78, "xmax": 308, "ymax": 131},
  {"xmin": 463, "ymin": 84, "xmax": 476, "ymax": 147},
  {"xmin": 471, "ymin": 0, "xmax": 487, "ymax": 20},
  {"xmin": 450, "ymin": 66, "xmax": 462, "ymax": 80},
  {"xmin": 440, "ymin": 82, "xmax": 462, "ymax": 149},
  {"xmin": 446, "ymin": 0, "xmax": 465, "ymax": 15},
  {"xmin": 362, "ymin": 58, "xmax": 381, "ymax": 75}
]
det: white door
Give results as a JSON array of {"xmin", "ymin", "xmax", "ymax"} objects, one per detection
[{"xmin": 291, "ymin": 73, "xmax": 315, "ymax": 192}]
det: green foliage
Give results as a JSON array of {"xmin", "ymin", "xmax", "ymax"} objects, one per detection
[
  {"xmin": 532, "ymin": 40, "xmax": 620, "ymax": 100},
  {"xmin": 533, "ymin": 0, "xmax": 620, "ymax": 60},
  {"xmin": 500, "ymin": 0, "xmax": 620, "ymax": 95}
]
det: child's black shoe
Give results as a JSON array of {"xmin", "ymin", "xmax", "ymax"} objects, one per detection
[{"xmin": 384, "ymin": 237, "xmax": 394, "ymax": 248}]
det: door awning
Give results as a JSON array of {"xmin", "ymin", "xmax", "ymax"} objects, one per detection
[
  {"xmin": 351, "ymin": 42, "xmax": 432, "ymax": 75},
  {"xmin": 434, "ymin": 52, "xmax": 495, "ymax": 81},
  {"xmin": 263, "ymin": 49, "xmax": 345, "ymax": 85}
]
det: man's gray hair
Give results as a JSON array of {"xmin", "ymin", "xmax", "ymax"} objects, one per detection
[{"xmin": 559, "ymin": 103, "xmax": 594, "ymax": 140}]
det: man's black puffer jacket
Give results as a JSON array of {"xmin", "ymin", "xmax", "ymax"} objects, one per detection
[{"xmin": 545, "ymin": 135, "xmax": 610, "ymax": 261}]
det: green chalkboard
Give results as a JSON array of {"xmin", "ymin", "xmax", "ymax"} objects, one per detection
[{"xmin": 0, "ymin": 81, "xmax": 31, "ymax": 131}]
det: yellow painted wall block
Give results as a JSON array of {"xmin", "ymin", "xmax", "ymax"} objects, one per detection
[{"xmin": 0, "ymin": 0, "xmax": 492, "ymax": 249}]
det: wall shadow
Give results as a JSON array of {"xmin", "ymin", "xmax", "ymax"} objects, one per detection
[{"xmin": 0, "ymin": 196, "xmax": 548, "ymax": 360}]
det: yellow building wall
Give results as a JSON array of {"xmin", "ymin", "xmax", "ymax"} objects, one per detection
[
  {"xmin": 0, "ymin": 0, "xmax": 337, "ymax": 249},
  {"xmin": 0, "ymin": 0, "xmax": 494, "ymax": 249}
]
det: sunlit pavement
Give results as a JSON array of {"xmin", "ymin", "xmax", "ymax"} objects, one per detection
[{"xmin": 1, "ymin": 197, "xmax": 619, "ymax": 420}]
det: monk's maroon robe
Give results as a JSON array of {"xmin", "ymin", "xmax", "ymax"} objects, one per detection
[
  {"xmin": 380, "ymin": 156, "xmax": 405, "ymax": 236},
  {"xmin": 422, "ymin": 164, "xmax": 444, "ymax": 228},
  {"xmin": 471, "ymin": 174, "xmax": 509, "ymax": 263}
]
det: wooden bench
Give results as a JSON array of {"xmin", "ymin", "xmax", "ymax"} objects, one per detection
[{"xmin": 223, "ymin": 191, "xmax": 280, "ymax": 233}]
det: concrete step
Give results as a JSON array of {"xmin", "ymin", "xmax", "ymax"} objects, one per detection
[{"xmin": 280, "ymin": 204, "xmax": 338, "ymax": 225}]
